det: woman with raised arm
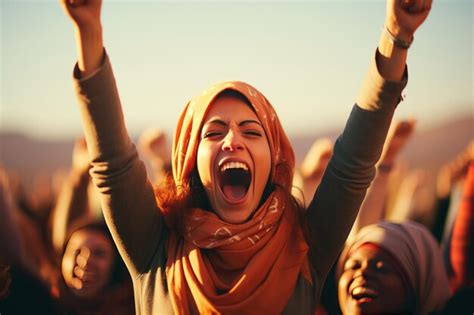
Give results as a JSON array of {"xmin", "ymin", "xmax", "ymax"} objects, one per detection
[{"xmin": 59, "ymin": 0, "xmax": 432, "ymax": 313}]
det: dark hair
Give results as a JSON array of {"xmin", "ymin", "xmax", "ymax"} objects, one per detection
[
  {"xmin": 155, "ymin": 169, "xmax": 210, "ymax": 234},
  {"xmin": 216, "ymin": 89, "xmax": 253, "ymax": 108}
]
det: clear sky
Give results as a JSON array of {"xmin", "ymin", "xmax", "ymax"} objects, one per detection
[{"xmin": 1, "ymin": 0, "xmax": 472, "ymax": 140}]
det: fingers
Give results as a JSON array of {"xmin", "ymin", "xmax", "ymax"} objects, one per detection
[
  {"xmin": 139, "ymin": 128, "xmax": 171, "ymax": 162},
  {"xmin": 67, "ymin": 0, "xmax": 86, "ymax": 6},
  {"xmin": 61, "ymin": 0, "xmax": 85, "ymax": 9},
  {"xmin": 400, "ymin": 0, "xmax": 432, "ymax": 13},
  {"xmin": 139, "ymin": 128, "xmax": 167, "ymax": 149},
  {"xmin": 392, "ymin": 118, "xmax": 416, "ymax": 138},
  {"xmin": 71, "ymin": 277, "xmax": 83, "ymax": 289},
  {"xmin": 73, "ymin": 266, "xmax": 97, "ymax": 282},
  {"xmin": 76, "ymin": 246, "xmax": 91, "ymax": 268},
  {"xmin": 73, "ymin": 265, "xmax": 85, "ymax": 278},
  {"xmin": 72, "ymin": 246, "xmax": 98, "ymax": 282}
]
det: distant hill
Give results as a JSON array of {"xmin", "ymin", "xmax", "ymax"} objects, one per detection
[
  {"xmin": 290, "ymin": 115, "xmax": 473, "ymax": 173},
  {"xmin": 0, "ymin": 133, "xmax": 74, "ymax": 188},
  {"xmin": 1, "ymin": 115, "xmax": 472, "ymax": 189}
]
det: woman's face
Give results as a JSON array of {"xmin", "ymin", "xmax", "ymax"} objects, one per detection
[
  {"xmin": 61, "ymin": 229, "xmax": 115, "ymax": 298},
  {"xmin": 197, "ymin": 94, "xmax": 271, "ymax": 223},
  {"xmin": 338, "ymin": 244, "xmax": 413, "ymax": 315}
]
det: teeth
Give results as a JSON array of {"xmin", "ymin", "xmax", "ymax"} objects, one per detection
[{"xmin": 220, "ymin": 161, "xmax": 249, "ymax": 172}]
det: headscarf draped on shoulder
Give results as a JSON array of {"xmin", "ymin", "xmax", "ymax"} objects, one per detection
[{"xmin": 166, "ymin": 81, "xmax": 310, "ymax": 315}]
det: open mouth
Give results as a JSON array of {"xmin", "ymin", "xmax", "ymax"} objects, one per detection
[
  {"xmin": 218, "ymin": 161, "xmax": 251, "ymax": 203},
  {"xmin": 350, "ymin": 286, "xmax": 379, "ymax": 304}
]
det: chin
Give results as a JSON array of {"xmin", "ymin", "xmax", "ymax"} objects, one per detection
[{"xmin": 214, "ymin": 203, "xmax": 255, "ymax": 224}]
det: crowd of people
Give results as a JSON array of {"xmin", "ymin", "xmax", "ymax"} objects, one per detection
[{"xmin": 1, "ymin": 0, "xmax": 473, "ymax": 314}]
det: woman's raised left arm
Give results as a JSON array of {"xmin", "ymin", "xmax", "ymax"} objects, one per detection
[{"xmin": 304, "ymin": 0, "xmax": 432, "ymax": 279}]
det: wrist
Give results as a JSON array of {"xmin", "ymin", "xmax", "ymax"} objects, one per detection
[
  {"xmin": 384, "ymin": 18, "xmax": 414, "ymax": 42},
  {"xmin": 376, "ymin": 27, "xmax": 408, "ymax": 81},
  {"xmin": 73, "ymin": 19, "xmax": 102, "ymax": 35},
  {"xmin": 382, "ymin": 25, "xmax": 413, "ymax": 50}
]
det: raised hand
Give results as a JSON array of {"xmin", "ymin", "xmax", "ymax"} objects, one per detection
[
  {"xmin": 72, "ymin": 138, "xmax": 91, "ymax": 174},
  {"xmin": 138, "ymin": 128, "xmax": 171, "ymax": 166},
  {"xmin": 296, "ymin": 138, "xmax": 334, "ymax": 207},
  {"xmin": 300, "ymin": 138, "xmax": 333, "ymax": 180},
  {"xmin": 436, "ymin": 140, "xmax": 474, "ymax": 198},
  {"xmin": 386, "ymin": 0, "xmax": 433, "ymax": 41},
  {"xmin": 138, "ymin": 128, "xmax": 172, "ymax": 185},
  {"xmin": 379, "ymin": 118, "xmax": 416, "ymax": 165},
  {"xmin": 59, "ymin": 0, "xmax": 102, "ymax": 29},
  {"xmin": 377, "ymin": 0, "xmax": 433, "ymax": 81}
]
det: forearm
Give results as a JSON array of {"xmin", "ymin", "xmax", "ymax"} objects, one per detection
[
  {"xmin": 51, "ymin": 168, "xmax": 90, "ymax": 256},
  {"xmin": 347, "ymin": 168, "xmax": 391, "ymax": 244},
  {"xmin": 71, "ymin": 7, "xmax": 104, "ymax": 78},
  {"xmin": 376, "ymin": 30, "xmax": 408, "ymax": 82}
]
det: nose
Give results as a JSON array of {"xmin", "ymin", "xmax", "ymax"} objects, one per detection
[
  {"xmin": 354, "ymin": 262, "xmax": 373, "ymax": 278},
  {"xmin": 222, "ymin": 129, "xmax": 244, "ymax": 152}
]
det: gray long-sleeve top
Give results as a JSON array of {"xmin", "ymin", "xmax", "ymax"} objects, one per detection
[{"xmin": 72, "ymin": 50, "xmax": 407, "ymax": 314}]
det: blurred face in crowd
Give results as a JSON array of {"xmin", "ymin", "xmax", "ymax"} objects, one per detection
[
  {"xmin": 62, "ymin": 229, "xmax": 115, "ymax": 298},
  {"xmin": 196, "ymin": 93, "xmax": 271, "ymax": 224},
  {"xmin": 338, "ymin": 244, "xmax": 414, "ymax": 315}
]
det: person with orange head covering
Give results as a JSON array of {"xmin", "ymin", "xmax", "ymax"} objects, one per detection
[{"xmin": 59, "ymin": 0, "xmax": 433, "ymax": 313}]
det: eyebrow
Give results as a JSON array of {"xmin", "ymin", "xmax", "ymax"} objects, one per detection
[
  {"xmin": 239, "ymin": 119, "xmax": 262, "ymax": 127},
  {"xmin": 205, "ymin": 119, "xmax": 228, "ymax": 127},
  {"xmin": 204, "ymin": 119, "xmax": 262, "ymax": 127}
]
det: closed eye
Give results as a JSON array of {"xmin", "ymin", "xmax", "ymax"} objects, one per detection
[
  {"xmin": 243, "ymin": 130, "xmax": 262, "ymax": 137},
  {"xmin": 203, "ymin": 131, "xmax": 223, "ymax": 139}
]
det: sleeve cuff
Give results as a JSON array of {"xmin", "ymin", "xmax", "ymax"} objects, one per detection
[
  {"xmin": 356, "ymin": 49, "xmax": 408, "ymax": 112},
  {"xmin": 72, "ymin": 48, "xmax": 112, "ymax": 99}
]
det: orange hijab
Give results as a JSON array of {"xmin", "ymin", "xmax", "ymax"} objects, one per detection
[{"xmin": 166, "ymin": 81, "xmax": 310, "ymax": 314}]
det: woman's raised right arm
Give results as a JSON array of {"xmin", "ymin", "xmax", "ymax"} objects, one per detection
[{"xmin": 59, "ymin": 0, "xmax": 165, "ymax": 277}]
